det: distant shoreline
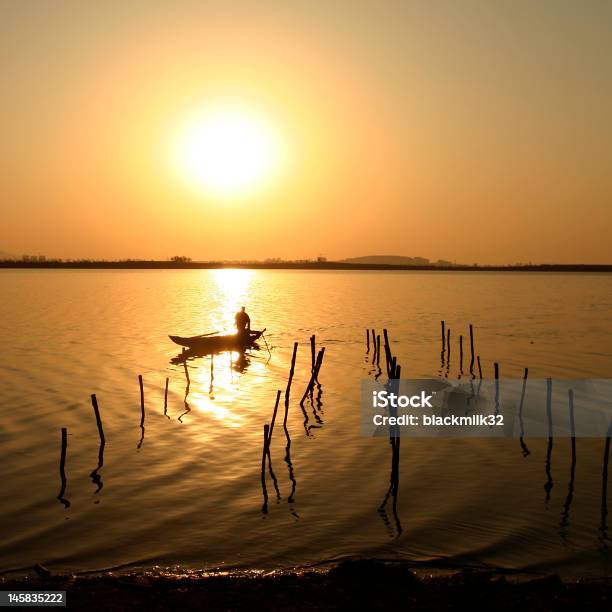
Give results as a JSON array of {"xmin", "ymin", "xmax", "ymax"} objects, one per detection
[{"xmin": 1, "ymin": 261, "xmax": 611, "ymax": 272}]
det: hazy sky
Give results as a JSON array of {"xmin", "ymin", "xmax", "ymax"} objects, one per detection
[{"xmin": 1, "ymin": 0, "xmax": 611, "ymax": 263}]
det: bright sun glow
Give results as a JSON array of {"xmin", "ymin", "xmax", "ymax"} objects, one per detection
[{"xmin": 172, "ymin": 106, "xmax": 283, "ymax": 198}]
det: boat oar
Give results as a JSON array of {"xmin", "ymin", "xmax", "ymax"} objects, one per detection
[
  {"xmin": 194, "ymin": 331, "xmax": 220, "ymax": 339},
  {"xmin": 261, "ymin": 332, "xmax": 271, "ymax": 355}
]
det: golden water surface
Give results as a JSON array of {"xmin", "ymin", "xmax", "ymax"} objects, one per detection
[{"xmin": 0, "ymin": 269, "xmax": 611, "ymax": 576}]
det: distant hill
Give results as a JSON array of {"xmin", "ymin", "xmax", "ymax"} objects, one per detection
[
  {"xmin": 0, "ymin": 250, "xmax": 15, "ymax": 260},
  {"xmin": 340, "ymin": 255, "xmax": 455, "ymax": 266}
]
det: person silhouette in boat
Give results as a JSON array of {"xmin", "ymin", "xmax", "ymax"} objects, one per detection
[{"xmin": 235, "ymin": 306, "xmax": 251, "ymax": 338}]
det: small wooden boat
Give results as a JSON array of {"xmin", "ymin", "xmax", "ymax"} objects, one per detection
[{"xmin": 169, "ymin": 329, "xmax": 265, "ymax": 352}]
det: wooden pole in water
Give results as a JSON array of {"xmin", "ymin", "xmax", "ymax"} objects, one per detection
[
  {"xmin": 545, "ymin": 377, "xmax": 553, "ymax": 436},
  {"xmin": 315, "ymin": 347, "xmax": 325, "ymax": 381},
  {"xmin": 376, "ymin": 335, "xmax": 381, "ymax": 366},
  {"xmin": 60, "ymin": 428, "xmax": 67, "ymax": 470},
  {"xmin": 469, "ymin": 324, "xmax": 475, "ymax": 373},
  {"xmin": 283, "ymin": 342, "xmax": 298, "ymax": 429},
  {"xmin": 90, "ymin": 394, "xmax": 105, "ymax": 445},
  {"xmin": 383, "ymin": 331, "xmax": 392, "ymax": 376},
  {"xmin": 446, "ymin": 329, "xmax": 451, "ymax": 362},
  {"xmin": 366, "ymin": 329, "xmax": 370, "ymax": 352},
  {"xmin": 138, "ymin": 374, "xmax": 145, "ymax": 428},
  {"xmin": 382, "ymin": 329, "xmax": 390, "ymax": 373},
  {"xmin": 493, "ymin": 362, "xmax": 500, "ymax": 415},
  {"xmin": 459, "ymin": 335, "xmax": 464, "ymax": 373},
  {"xmin": 477, "ymin": 355, "xmax": 483, "ymax": 379},
  {"xmin": 300, "ymin": 348, "xmax": 325, "ymax": 405},
  {"xmin": 268, "ymin": 390, "xmax": 282, "ymax": 443},
  {"xmin": 385, "ymin": 346, "xmax": 392, "ymax": 377},
  {"xmin": 164, "ymin": 378, "xmax": 169, "ymax": 411},
  {"xmin": 262, "ymin": 424, "xmax": 270, "ymax": 473},
  {"xmin": 371, "ymin": 328, "xmax": 376, "ymax": 363},
  {"xmin": 493, "ymin": 362, "xmax": 500, "ymax": 412},
  {"xmin": 310, "ymin": 335, "xmax": 316, "ymax": 372},
  {"xmin": 441, "ymin": 321, "xmax": 445, "ymax": 353}
]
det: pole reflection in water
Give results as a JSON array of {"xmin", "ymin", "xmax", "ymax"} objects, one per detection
[
  {"xmin": 137, "ymin": 375, "xmax": 145, "ymax": 449},
  {"xmin": 493, "ymin": 362, "xmax": 500, "ymax": 416},
  {"xmin": 560, "ymin": 389, "xmax": 577, "ymax": 536},
  {"xmin": 284, "ymin": 343, "xmax": 299, "ymax": 517},
  {"xmin": 164, "ymin": 377, "xmax": 170, "ymax": 419},
  {"xmin": 90, "ymin": 394, "xmax": 106, "ymax": 494},
  {"xmin": 177, "ymin": 351, "xmax": 192, "ymax": 423},
  {"xmin": 90, "ymin": 437, "xmax": 105, "ymax": 495},
  {"xmin": 137, "ymin": 423, "xmax": 145, "ymax": 448},
  {"xmin": 306, "ymin": 381, "xmax": 324, "ymax": 432},
  {"xmin": 57, "ymin": 427, "xmax": 70, "ymax": 509},
  {"xmin": 265, "ymin": 391, "xmax": 282, "ymax": 505},
  {"xmin": 373, "ymin": 362, "xmax": 383, "ymax": 380},
  {"xmin": 518, "ymin": 368, "xmax": 531, "ymax": 457},
  {"xmin": 299, "ymin": 391, "xmax": 322, "ymax": 436},
  {"xmin": 379, "ymin": 363, "xmax": 402, "ymax": 538},
  {"xmin": 600, "ymin": 417, "xmax": 612, "ymax": 545},
  {"xmin": 544, "ymin": 378, "xmax": 554, "ymax": 502},
  {"xmin": 178, "ymin": 385, "xmax": 191, "ymax": 423},
  {"xmin": 299, "ymin": 348, "xmax": 325, "ymax": 436},
  {"xmin": 284, "ymin": 424, "xmax": 298, "ymax": 517},
  {"xmin": 209, "ymin": 354, "xmax": 214, "ymax": 397},
  {"xmin": 465, "ymin": 377, "xmax": 478, "ymax": 413},
  {"xmin": 379, "ymin": 435, "xmax": 402, "ymax": 539},
  {"xmin": 315, "ymin": 375, "xmax": 324, "ymax": 414},
  {"xmin": 266, "ymin": 452, "xmax": 281, "ymax": 506},
  {"xmin": 182, "ymin": 348, "xmax": 190, "ymax": 386},
  {"xmin": 261, "ymin": 424, "xmax": 269, "ymax": 515}
]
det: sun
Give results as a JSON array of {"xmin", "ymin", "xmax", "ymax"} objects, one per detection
[{"xmin": 171, "ymin": 106, "xmax": 283, "ymax": 199}]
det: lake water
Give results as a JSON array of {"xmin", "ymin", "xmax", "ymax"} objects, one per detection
[{"xmin": 1, "ymin": 269, "xmax": 611, "ymax": 577}]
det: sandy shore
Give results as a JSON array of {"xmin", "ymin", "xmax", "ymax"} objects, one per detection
[{"xmin": 2, "ymin": 560, "xmax": 610, "ymax": 610}]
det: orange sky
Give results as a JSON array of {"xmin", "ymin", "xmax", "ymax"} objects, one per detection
[{"xmin": 1, "ymin": 1, "xmax": 611, "ymax": 264}]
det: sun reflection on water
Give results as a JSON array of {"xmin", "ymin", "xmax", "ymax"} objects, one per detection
[
  {"xmin": 208, "ymin": 269, "xmax": 255, "ymax": 334},
  {"xmin": 189, "ymin": 387, "xmax": 243, "ymax": 427},
  {"xmin": 180, "ymin": 268, "xmax": 269, "ymax": 427},
  {"xmin": 183, "ymin": 350, "xmax": 270, "ymax": 428}
]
